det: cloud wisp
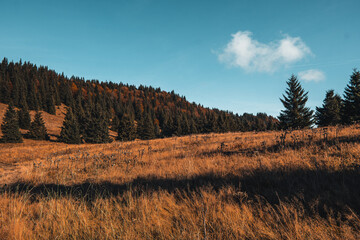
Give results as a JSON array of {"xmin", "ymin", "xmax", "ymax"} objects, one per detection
[
  {"xmin": 298, "ymin": 69, "xmax": 325, "ymax": 82},
  {"xmin": 218, "ymin": 31, "xmax": 312, "ymax": 72}
]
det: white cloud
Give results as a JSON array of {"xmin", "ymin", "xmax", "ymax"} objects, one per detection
[
  {"xmin": 218, "ymin": 31, "xmax": 312, "ymax": 72},
  {"xmin": 298, "ymin": 69, "xmax": 325, "ymax": 82}
]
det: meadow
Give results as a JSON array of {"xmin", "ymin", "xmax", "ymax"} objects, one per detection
[{"xmin": 0, "ymin": 124, "xmax": 360, "ymax": 239}]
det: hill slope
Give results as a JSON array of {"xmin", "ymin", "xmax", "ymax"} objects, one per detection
[
  {"xmin": 0, "ymin": 125, "xmax": 359, "ymax": 239},
  {"xmin": 0, "ymin": 58, "xmax": 278, "ymax": 141}
]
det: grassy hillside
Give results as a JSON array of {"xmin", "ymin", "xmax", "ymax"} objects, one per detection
[
  {"xmin": 0, "ymin": 103, "xmax": 117, "ymax": 141},
  {"xmin": 0, "ymin": 59, "xmax": 278, "ymax": 142},
  {"xmin": 0, "ymin": 103, "xmax": 65, "ymax": 138},
  {"xmin": 0, "ymin": 124, "xmax": 359, "ymax": 239}
]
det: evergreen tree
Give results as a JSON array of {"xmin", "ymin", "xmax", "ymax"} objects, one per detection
[
  {"xmin": 174, "ymin": 115, "xmax": 182, "ymax": 136},
  {"xmin": 27, "ymin": 81, "xmax": 39, "ymax": 110},
  {"xmin": 1, "ymin": 73, "xmax": 11, "ymax": 104},
  {"xmin": 138, "ymin": 112, "xmax": 155, "ymax": 140},
  {"xmin": 46, "ymin": 91, "xmax": 56, "ymax": 115},
  {"xmin": 82, "ymin": 104, "xmax": 112, "ymax": 143},
  {"xmin": 28, "ymin": 112, "xmax": 49, "ymax": 140},
  {"xmin": 117, "ymin": 114, "xmax": 136, "ymax": 141},
  {"xmin": 111, "ymin": 115, "xmax": 120, "ymax": 132},
  {"xmin": 1, "ymin": 104, "xmax": 23, "ymax": 143},
  {"xmin": 0, "ymin": 58, "xmax": 279, "ymax": 138},
  {"xmin": 315, "ymin": 90, "xmax": 342, "ymax": 127},
  {"xmin": 162, "ymin": 113, "xmax": 175, "ymax": 137},
  {"xmin": 204, "ymin": 112, "xmax": 218, "ymax": 133},
  {"xmin": 58, "ymin": 107, "xmax": 81, "ymax": 144},
  {"xmin": 278, "ymin": 75, "xmax": 314, "ymax": 129},
  {"xmin": 180, "ymin": 114, "xmax": 190, "ymax": 135},
  {"xmin": 342, "ymin": 69, "xmax": 360, "ymax": 124},
  {"xmin": 189, "ymin": 118, "xmax": 198, "ymax": 134},
  {"xmin": 18, "ymin": 105, "xmax": 31, "ymax": 130}
]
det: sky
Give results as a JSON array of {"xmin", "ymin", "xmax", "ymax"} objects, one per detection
[{"xmin": 1, "ymin": 0, "xmax": 360, "ymax": 116}]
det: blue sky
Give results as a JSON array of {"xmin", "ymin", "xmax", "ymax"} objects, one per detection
[{"xmin": 1, "ymin": 0, "xmax": 360, "ymax": 116}]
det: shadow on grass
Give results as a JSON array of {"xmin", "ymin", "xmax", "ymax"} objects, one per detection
[{"xmin": 1, "ymin": 166, "xmax": 360, "ymax": 218}]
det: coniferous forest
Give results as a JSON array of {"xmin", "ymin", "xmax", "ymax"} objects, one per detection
[{"xmin": 0, "ymin": 58, "xmax": 278, "ymax": 143}]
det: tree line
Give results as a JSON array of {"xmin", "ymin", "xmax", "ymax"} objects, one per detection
[
  {"xmin": 278, "ymin": 69, "xmax": 360, "ymax": 129},
  {"xmin": 0, "ymin": 58, "xmax": 278, "ymax": 143}
]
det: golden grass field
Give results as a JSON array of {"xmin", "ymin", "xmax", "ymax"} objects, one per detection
[{"xmin": 0, "ymin": 105, "xmax": 360, "ymax": 239}]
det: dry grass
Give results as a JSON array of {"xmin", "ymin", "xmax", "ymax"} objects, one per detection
[{"xmin": 0, "ymin": 125, "xmax": 360, "ymax": 239}]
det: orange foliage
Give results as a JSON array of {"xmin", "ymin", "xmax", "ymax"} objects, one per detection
[{"xmin": 71, "ymin": 82, "xmax": 78, "ymax": 94}]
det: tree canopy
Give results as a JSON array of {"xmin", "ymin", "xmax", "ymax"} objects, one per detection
[
  {"xmin": 278, "ymin": 75, "xmax": 313, "ymax": 129},
  {"xmin": 27, "ymin": 112, "xmax": 49, "ymax": 140},
  {"xmin": 342, "ymin": 69, "xmax": 360, "ymax": 124},
  {"xmin": 1, "ymin": 104, "xmax": 23, "ymax": 143},
  {"xmin": 315, "ymin": 90, "xmax": 342, "ymax": 127}
]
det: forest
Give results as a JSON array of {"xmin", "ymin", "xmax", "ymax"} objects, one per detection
[{"xmin": 0, "ymin": 58, "xmax": 278, "ymax": 143}]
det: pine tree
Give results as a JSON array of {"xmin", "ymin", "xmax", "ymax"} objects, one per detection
[
  {"xmin": 180, "ymin": 114, "xmax": 190, "ymax": 135},
  {"xmin": 342, "ymin": 69, "xmax": 360, "ymax": 124},
  {"xmin": 189, "ymin": 118, "xmax": 198, "ymax": 134},
  {"xmin": 27, "ymin": 111, "xmax": 49, "ymax": 140},
  {"xmin": 1, "ymin": 104, "xmax": 23, "ymax": 143},
  {"xmin": 117, "ymin": 114, "xmax": 136, "ymax": 141},
  {"xmin": 46, "ymin": 91, "xmax": 56, "ymax": 115},
  {"xmin": 174, "ymin": 115, "xmax": 182, "ymax": 136},
  {"xmin": 204, "ymin": 112, "xmax": 218, "ymax": 133},
  {"xmin": 278, "ymin": 75, "xmax": 314, "ymax": 129},
  {"xmin": 162, "ymin": 112, "xmax": 175, "ymax": 137},
  {"xmin": 82, "ymin": 104, "xmax": 112, "ymax": 143},
  {"xmin": 111, "ymin": 115, "xmax": 120, "ymax": 132},
  {"xmin": 18, "ymin": 105, "xmax": 31, "ymax": 130},
  {"xmin": 138, "ymin": 112, "xmax": 155, "ymax": 140},
  {"xmin": 58, "ymin": 107, "xmax": 81, "ymax": 144},
  {"xmin": 315, "ymin": 90, "xmax": 342, "ymax": 127}
]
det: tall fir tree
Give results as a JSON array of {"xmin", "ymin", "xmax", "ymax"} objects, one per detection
[
  {"xmin": 18, "ymin": 101, "xmax": 31, "ymax": 130},
  {"xmin": 82, "ymin": 104, "xmax": 112, "ymax": 143},
  {"xmin": 162, "ymin": 113, "xmax": 175, "ymax": 137},
  {"xmin": 111, "ymin": 115, "xmax": 120, "ymax": 132},
  {"xmin": 174, "ymin": 115, "xmax": 182, "ymax": 136},
  {"xmin": 180, "ymin": 114, "xmax": 190, "ymax": 135},
  {"xmin": 45, "ymin": 90, "xmax": 56, "ymax": 115},
  {"xmin": 342, "ymin": 69, "xmax": 360, "ymax": 124},
  {"xmin": 27, "ymin": 111, "xmax": 49, "ymax": 140},
  {"xmin": 315, "ymin": 90, "xmax": 342, "ymax": 127},
  {"xmin": 58, "ymin": 107, "xmax": 81, "ymax": 144},
  {"xmin": 138, "ymin": 112, "xmax": 155, "ymax": 140},
  {"xmin": 117, "ymin": 114, "xmax": 136, "ymax": 141},
  {"xmin": 278, "ymin": 75, "xmax": 313, "ymax": 129},
  {"xmin": 1, "ymin": 104, "xmax": 23, "ymax": 143}
]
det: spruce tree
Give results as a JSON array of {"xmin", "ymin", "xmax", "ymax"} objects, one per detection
[
  {"xmin": 117, "ymin": 114, "xmax": 136, "ymax": 141},
  {"xmin": 1, "ymin": 104, "xmax": 23, "ymax": 143},
  {"xmin": 342, "ymin": 69, "xmax": 360, "ymax": 124},
  {"xmin": 82, "ymin": 104, "xmax": 112, "ymax": 143},
  {"xmin": 111, "ymin": 115, "xmax": 120, "ymax": 132},
  {"xmin": 278, "ymin": 75, "xmax": 313, "ymax": 129},
  {"xmin": 315, "ymin": 90, "xmax": 342, "ymax": 127},
  {"xmin": 46, "ymin": 92, "xmax": 56, "ymax": 115},
  {"xmin": 174, "ymin": 115, "xmax": 182, "ymax": 136},
  {"xmin": 181, "ymin": 114, "xmax": 190, "ymax": 135},
  {"xmin": 58, "ymin": 107, "xmax": 81, "ymax": 144},
  {"xmin": 18, "ymin": 105, "xmax": 31, "ymax": 130},
  {"xmin": 138, "ymin": 112, "xmax": 155, "ymax": 140},
  {"xmin": 162, "ymin": 113, "xmax": 175, "ymax": 137},
  {"xmin": 28, "ymin": 111, "xmax": 49, "ymax": 140},
  {"xmin": 189, "ymin": 118, "xmax": 198, "ymax": 134}
]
